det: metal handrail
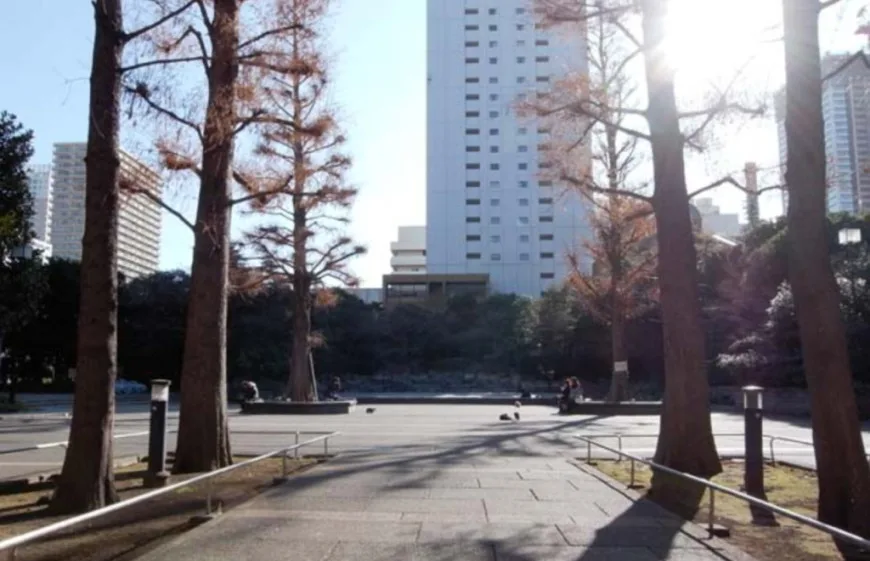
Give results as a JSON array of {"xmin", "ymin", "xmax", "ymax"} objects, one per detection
[
  {"xmin": 0, "ymin": 431, "xmax": 150, "ymax": 456},
  {"xmin": 576, "ymin": 436, "xmax": 870, "ymax": 552},
  {"xmin": 0, "ymin": 432, "xmax": 339, "ymax": 557}
]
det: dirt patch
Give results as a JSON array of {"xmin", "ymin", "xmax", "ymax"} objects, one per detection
[
  {"xmin": 593, "ymin": 460, "xmax": 839, "ymax": 561},
  {"xmin": 0, "ymin": 456, "xmax": 319, "ymax": 561}
]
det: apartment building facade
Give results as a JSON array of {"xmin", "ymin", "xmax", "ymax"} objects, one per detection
[
  {"xmin": 426, "ymin": 0, "xmax": 591, "ymax": 296},
  {"xmin": 26, "ymin": 164, "xmax": 53, "ymax": 245},
  {"xmin": 51, "ymin": 143, "xmax": 162, "ymax": 278}
]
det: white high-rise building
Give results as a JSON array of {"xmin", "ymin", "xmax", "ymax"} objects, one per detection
[
  {"xmin": 776, "ymin": 53, "xmax": 870, "ymax": 214},
  {"xmin": 426, "ymin": 1, "xmax": 591, "ymax": 296},
  {"xmin": 390, "ymin": 226, "xmax": 426, "ymax": 274},
  {"xmin": 26, "ymin": 164, "xmax": 53, "ymax": 245},
  {"xmin": 51, "ymin": 143, "xmax": 162, "ymax": 278}
]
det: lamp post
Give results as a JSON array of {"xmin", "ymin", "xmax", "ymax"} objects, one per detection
[{"xmin": 145, "ymin": 379, "xmax": 171, "ymax": 488}]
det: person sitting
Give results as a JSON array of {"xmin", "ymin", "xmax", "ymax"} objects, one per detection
[
  {"xmin": 325, "ymin": 376, "xmax": 342, "ymax": 401},
  {"xmin": 558, "ymin": 378, "xmax": 572, "ymax": 413},
  {"xmin": 240, "ymin": 380, "xmax": 260, "ymax": 402}
]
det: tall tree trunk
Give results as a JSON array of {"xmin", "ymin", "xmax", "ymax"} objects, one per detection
[
  {"xmin": 782, "ymin": 0, "xmax": 870, "ymax": 552},
  {"xmin": 173, "ymin": 0, "xmax": 239, "ymax": 474},
  {"xmin": 50, "ymin": 0, "xmax": 122, "ymax": 513},
  {"xmin": 639, "ymin": 0, "xmax": 721, "ymax": 485},
  {"xmin": 289, "ymin": 274, "xmax": 312, "ymax": 401},
  {"xmin": 608, "ymin": 310, "xmax": 629, "ymax": 402}
]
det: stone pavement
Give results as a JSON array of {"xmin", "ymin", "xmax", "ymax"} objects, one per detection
[{"xmin": 136, "ymin": 448, "xmax": 757, "ymax": 561}]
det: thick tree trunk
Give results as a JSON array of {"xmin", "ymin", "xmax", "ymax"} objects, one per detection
[
  {"xmin": 289, "ymin": 275, "xmax": 312, "ymax": 401},
  {"xmin": 173, "ymin": 0, "xmax": 239, "ymax": 474},
  {"xmin": 782, "ymin": 1, "xmax": 870, "ymax": 552},
  {"xmin": 639, "ymin": 0, "xmax": 721, "ymax": 485},
  {"xmin": 608, "ymin": 311, "xmax": 629, "ymax": 402},
  {"xmin": 50, "ymin": 0, "xmax": 121, "ymax": 513}
]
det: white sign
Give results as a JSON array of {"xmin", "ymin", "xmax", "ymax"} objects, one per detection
[
  {"xmin": 151, "ymin": 385, "xmax": 170, "ymax": 402},
  {"xmin": 613, "ymin": 361, "xmax": 629, "ymax": 372}
]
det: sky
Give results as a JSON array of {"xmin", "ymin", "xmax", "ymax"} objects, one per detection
[{"xmin": 0, "ymin": 0, "xmax": 865, "ymax": 287}]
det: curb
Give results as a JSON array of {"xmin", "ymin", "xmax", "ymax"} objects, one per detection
[{"xmin": 0, "ymin": 454, "xmax": 143, "ymax": 494}]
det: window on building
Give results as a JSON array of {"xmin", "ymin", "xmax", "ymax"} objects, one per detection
[
  {"xmin": 489, "ymin": 57, "xmax": 498, "ymax": 64},
  {"xmin": 466, "ymin": 128, "xmax": 480, "ymax": 135},
  {"xmin": 517, "ymin": 76, "xmax": 527, "ymax": 84},
  {"xmin": 467, "ymin": 216, "xmax": 481, "ymax": 223},
  {"xmin": 539, "ymin": 180, "xmax": 553, "ymax": 186},
  {"xmin": 517, "ymin": 24, "xmax": 525, "ymax": 30},
  {"xmin": 466, "ymin": 93, "xmax": 480, "ymax": 100},
  {"xmin": 489, "ymin": 111, "xmax": 499, "ymax": 118},
  {"xmin": 491, "ymin": 253, "xmax": 502, "ymax": 261},
  {"xmin": 539, "ymin": 162, "xmax": 553, "ymax": 169},
  {"xmin": 491, "ymin": 216, "xmax": 501, "ymax": 224},
  {"xmin": 466, "ymin": 180, "xmax": 481, "ymax": 187},
  {"xmin": 519, "ymin": 216, "xmax": 530, "ymax": 225},
  {"xmin": 488, "ymin": 8, "xmax": 497, "ymax": 14},
  {"xmin": 466, "ymin": 235, "xmax": 481, "ymax": 241},
  {"xmin": 519, "ymin": 198, "xmax": 529, "ymax": 206},
  {"xmin": 466, "ymin": 111, "xmax": 480, "ymax": 117},
  {"xmin": 540, "ymin": 234, "xmax": 554, "ymax": 241},
  {"xmin": 516, "ymin": 7, "xmax": 526, "ymax": 14},
  {"xmin": 489, "ymin": 128, "xmax": 499, "ymax": 135},
  {"xmin": 490, "ymin": 234, "xmax": 501, "ymax": 242},
  {"xmin": 489, "ymin": 77, "xmax": 498, "ymax": 84},
  {"xmin": 517, "ymin": 56, "xmax": 526, "ymax": 63},
  {"xmin": 518, "ymin": 145, "xmax": 528, "ymax": 152},
  {"xmin": 519, "ymin": 234, "xmax": 530, "ymax": 242},
  {"xmin": 465, "ymin": 24, "xmax": 479, "ymax": 31},
  {"xmin": 489, "ymin": 180, "xmax": 500, "ymax": 188},
  {"xmin": 540, "ymin": 216, "xmax": 553, "ymax": 223},
  {"xmin": 536, "ymin": 76, "xmax": 550, "ymax": 83},
  {"xmin": 466, "ymin": 146, "xmax": 480, "ymax": 152},
  {"xmin": 538, "ymin": 126, "xmax": 551, "ymax": 134},
  {"xmin": 465, "ymin": 8, "xmax": 479, "ymax": 14},
  {"xmin": 467, "ymin": 253, "xmax": 481, "ymax": 259},
  {"xmin": 491, "ymin": 198, "xmax": 500, "ymax": 207},
  {"xmin": 466, "ymin": 198, "xmax": 481, "ymax": 205},
  {"xmin": 518, "ymin": 127, "xmax": 528, "ymax": 135},
  {"xmin": 540, "ymin": 272, "xmax": 555, "ymax": 279},
  {"xmin": 489, "ymin": 40, "xmax": 498, "ymax": 47},
  {"xmin": 517, "ymin": 40, "xmax": 526, "ymax": 47},
  {"xmin": 490, "ymin": 163, "xmax": 500, "ymax": 170},
  {"xmin": 519, "ymin": 180, "xmax": 529, "ymax": 188},
  {"xmin": 540, "ymin": 252, "xmax": 554, "ymax": 259},
  {"xmin": 490, "ymin": 146, "xmax": 499, "ymax": 153},
  {"xmin": 489, "ymin": 24, "xmax": 498, "ymax": 31},
  {"xmin": 466, "ymin": 57, "xmax": 480, "ymax": 64},
  {"xmin": 465, "ymin": 42, "xmax": 480, "ymax": 48},
  {"xmin": 518, "ymin": 163, "xmax": 528, "ymax": 170},
  {"xmin": 465, "ymin": 76, "xmax": 480, "ymax": 82},
  {"xmin": 535, "ymin": 39, "xmax": 549, "ymax": 46},
  {"xmin": 536, "ymin": 56, "xmax": 550, "ymax": 62},
  {"xmin": 520, "ymin": 252, "xmax": 530, "ymax": 261},
  {"xmin": 539, "ymin": 197, "xmax": 553, "ymax": 204},
  {"xmin": 489, "ymin": 93, "xmax": 499, "ymax": 101},
  {"xmin": 466, "ymin": 163, "xmax": 480, "ymax": 169}
]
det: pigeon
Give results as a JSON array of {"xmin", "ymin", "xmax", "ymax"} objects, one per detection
[
  {"xmin": 366, "ymin": 407, "xmax": 376, "ymax": 414},
  {"xmin": 499, "ymin": 413, "xmax": 512, "ymax": 421},
  {"xmin": 514, "ymin": 411, "xmax": 520, "ymax": 421}
]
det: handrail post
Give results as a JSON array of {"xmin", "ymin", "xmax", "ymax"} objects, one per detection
[
  {"xmin": 295, "ymin": 431, "xmax": 300, "ymax": 459},
  {"xmin": 205, "ymin": 476, "xmax": 213, "ymax": 515},
  {"xmin": 324, "ymin": 437, "xmax": 328, "ymax": 456},
  {"xmin": 769, "ymin": 437, "xmax": 776, "ymax": 466},
  {"xmin": 586, "ymin": 439, "xmax": 591, "ymax": 463},
  {"xmin": 630, "ymin": 458, "xmax": 635, "ymax": 488},
  {"xmin": 617, "ymin": 435, "xmax": 623, "ymax": 463},
  {"xmin": 708, "ymin": 489, "xmax": 716, "ymax": 537}
]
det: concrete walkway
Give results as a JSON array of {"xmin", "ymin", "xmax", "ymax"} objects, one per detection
[{"xmin": 136, "ymin": 448, "xmax": 756, "ymax": 561}]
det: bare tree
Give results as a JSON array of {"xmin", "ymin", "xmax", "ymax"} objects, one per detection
[
  {"xmin": 241, "ymin": 0, "xmax": 365, "ymax": 401},
  {"xmin": 781, "ymin": 0, "xmax": 870, "ymax": 552},
  {"xmin": 52, "ymin": 0, "xmax": 195, "ymax": 513},
  {"xmin": 124, "ymin": 0, "xmax": 319, "ymax": 472},
  {"xmin": 568, "ymin": 197, "xmax": 657, "ymax": 401}
]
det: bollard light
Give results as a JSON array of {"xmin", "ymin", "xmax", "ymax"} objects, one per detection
[
  {"xmin": 742, "ymin": 385, "xmax": 776, "ymax": 525},
  {"xmin": 743, "ymin": 385, "xmax": 763, "ymax": 411},
  {"xmin": 145, "ymin": 379, "xmax": 171, "ymax": 488}
]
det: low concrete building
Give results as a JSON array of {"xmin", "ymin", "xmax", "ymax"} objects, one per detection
[{"xmin": 382, "ymin": 273, "xmax": 489, "ymax": 309}]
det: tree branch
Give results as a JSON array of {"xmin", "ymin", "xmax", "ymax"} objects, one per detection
[
  {"xmin": 119, "ymin": 55, "xmax": 207, "ymax": 74},
  {"xmin": 562, "ymin": 174, "xmax": 653, "ymax": 204},
  {"xmin": 122, "ymin": 0, "xmax": 196, "ymax": 42},
  {"xmin": 819, "ymin": 0, "xmax": 846, "ymax": 9},
  {"xmin": 686, "ymin": 176, "xmax": 784, "ymax": 199},
  {"xmin": 125, "ymin": 187, "xmax": 194, "ymax": 231},
  {"xmin": 822, "ymin": 51, "xmax": 870, "ymax": 82},
  {"xmin": 239, "ymin": 23, "xmax": 304, "ymax": 50},
  {"xmin": 126, "ymin": 85, "xmax": 204, "ymax": 141}
]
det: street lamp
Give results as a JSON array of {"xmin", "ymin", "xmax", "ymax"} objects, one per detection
[{"xmin": 838, "ymin": 228, "xmax": 862, "ymax": 245}]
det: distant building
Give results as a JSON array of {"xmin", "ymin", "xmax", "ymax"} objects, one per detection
[
  {"xmin": 51, "ymin": 143, "xmax": 162, "ymax": 278},
  {"xmin": 344, "ymin": 287, "xmax": 383, "ymax": 304},
  {"xmin": 693, "ymin": 198, "xmax": 741, "ymax": 238},
  {"xmin": 390, "ymin": 226, "xmax": 426, "ymax": 274},
  {"xmin": 382, "ymin": 273, "xmax": 489, "ymax": 309},
  {"xmin": 10, "ymin": 238, "xmax": 52, "ymax": 263},
  {"xmin": 426, "ymin": 0, "xmax": 592, "ymax": 296},
  {"xmin": 776, "ymin": 53, "xmax": 870, "ymax": 214},
  {"xmin": 27, "ymin": 164, "xmax": 53, "ymax": 245}
]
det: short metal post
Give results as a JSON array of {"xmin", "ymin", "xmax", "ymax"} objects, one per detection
[
  {"xmin": 630, "ymin": 458, "xmax": 635, "ymax": 488},
  {"xmin": 617, "ymin": 435, "xmax": 623, "ymax": 463},
  {"xmin": 282, "ymin": 452, "xmax": 288, "ymax": 478},
  {"xmin": 769, "ymin": 438, "xmax": 776, "ymax": 466},
  {"xmin": 586, "ymin": 440, "xmax": 591, "ymax": 463},
  {"xmin": 708, "ymin": 489, "xmax": 715, "ymax": 536},
  {"xmin": 324, "ymin": 437, "xmax": 328, "ymax": 456},
  {"xmin": 145, "ymin": 379, "xmax": 171, "ymax": 488},
  {"xmin": 205, "ymin": 477, "xmax": 213, "ymax": 515},
  {"xmin": 295, "ymin": 431, "xmax": 300, "ymax": 459}
]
